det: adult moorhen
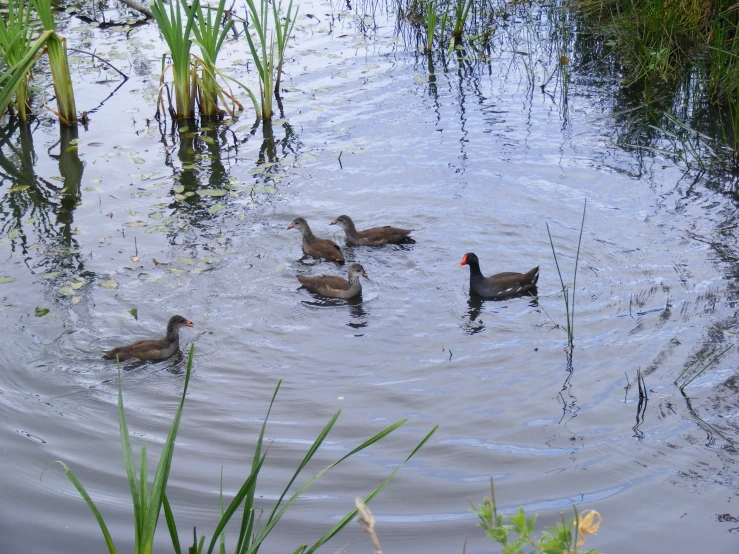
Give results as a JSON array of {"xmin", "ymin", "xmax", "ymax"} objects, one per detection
[
  {"xmin": 288, "ymin": 217, "xmax": 345, "ymax": 263},
  {"xmin": 297, "ymin": 263, "xmax": 368, "ymax": 298},
  {"xmin": 103, "ymin": 315, "xmax": 194, "ymax": 361},
  {"xmin": 330, "ymin": 215, "xmax": 413, "ymax": 245},
  {"xmin": 459, "ymin": 252, "xmax": 539, "ymax": 299}
]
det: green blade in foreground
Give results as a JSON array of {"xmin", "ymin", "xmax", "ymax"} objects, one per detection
[
  {"xmin": 50, "ymin": 461, "xmax": 117, "ymax": 554},
  {"xmin": 141, "ymin": 344, "xmax": 196, "ymax": 552},
  {"xmin": 163, "ymin": 492, "xmax": 182, "ymax": 554},
  {"xmin": 303, "ymin": 425, "xmax": 439, "ymax": 553},
  {"xmin": 117, "ymin": 364, "xmax": 143, "ymax": 551},
  {"xmin": 245, "ymin": 418, "xmax": 411, "ymax": 553}
]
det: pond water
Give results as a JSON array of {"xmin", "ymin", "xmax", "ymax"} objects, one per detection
[{"xmin": 1, "ymin": 0, "xmax": 739, "ymax": 552}]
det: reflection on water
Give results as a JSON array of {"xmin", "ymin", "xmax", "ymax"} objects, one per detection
[{"xmin": 463, "ymin": 291, "xmax": 539, "ymax": 335}]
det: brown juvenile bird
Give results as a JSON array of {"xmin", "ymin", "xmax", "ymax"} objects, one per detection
[
  {"xmin": 297, "ymin": 263, "xmax": 368, "ymax": 299},
  {"xmin": 330, "ymin": 215, "xmax": 413, "ymax": 245},
  {"xmin": 459, "ymin": 252, "xmax": 539, "ymax": 299},
  {"xmin": 288, "ymin": 216, "xmax": 345, "ymax": 263},
  {"xmin": 103, "ymin": 315, "xmax": 194, "ymax": 361}
]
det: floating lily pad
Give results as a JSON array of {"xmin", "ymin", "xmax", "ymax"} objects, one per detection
[
  {"xmin": 129, "ymin": 307, "xmax": 138, "ymax": 319},
  {"xmin": 173, "ymin": 184, "xmax": 185, "ymax": 193},
  {"xmin": 124, "ymin": 221, "xmax": 148, "ymax": 228},
  {"xmin": 99, "ymin": 279, "xmax": 119, "ymax": 289},
  {"xmin": 131, "ymin": 156, "xmax": 145, "ymax": 164},
  {"xmin": 178, "ymin": 126, "xmax": 189, "ymax": 133},
  {"xmin": 175, "ymin": 194, "xmax": 186, "ymax": 201},
  {"xmin": 70, "ymin": 281, "xmax": 86, "ymax": 290},
  {"xmin": 198, "ymin": 189, "xmax": 227, "ymax": 197},
  {"xmin": 208, "ymin": 203, "xmax": 225, "ymax": 214},
  {"xmin": 7, "ymin": 185, "xmax": 29, "ymax": 193},
  {"xmin": 0, "ymin": 276, "xmax": 15, "ymax": 284},
  {"xmin": 35, "ymin": 307, "xmax": 50, "ymax": 317},
  {"xmin": 59, "ymin": 286, "xmax": 76, "ymax": 296},
  {"xmin": 8, "ymin": 229, "xmax": 20, "ymax": 239},
  {"xmin": 71, "ymin": 296, "xmax": 81, "ymax": 305},
  {"xmin": 166, "ymin": 268, "xmax": 186, "ymax": 274},
  {"xmin": 177, "ymin": 256, "xmax": 194, "ymax": 265},
  {"xmin": 149, "ymin": 212, "xmax": 163, "ymax": 221},
  {"xmin": 201, "ymin": 136, "xmax": 215, "ymax": 144},
  {"xmin": 38, "ymin": 272, "xmax": 61, "ymax": 280}
]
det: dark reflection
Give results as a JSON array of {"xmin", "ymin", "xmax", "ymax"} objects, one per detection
[
  {"xmin": 462, "ymin": 289, "xmax": 539, "ymax": 335},
  {"xmin": 299, "ymin": 294, "xmax": 369, "ymax": 329},
  {"xmin": 152, "ymin": 116, "xmax": 301, "ymax": 249},
  {"xmin": 0, "ymin": 121, "xmax": 85, "ymax": 276},
  {"xmin": 557, "ymin": 347, "xmax": 579, "ymax": 425}
]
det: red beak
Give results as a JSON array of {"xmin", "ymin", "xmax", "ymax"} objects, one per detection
[
  {"xmin": 185, "ymin": 320, "xmax": 194, "ymax": 327},
  {"xmin": 330, "ymin": 220, "xmax": 337, "ymax": 225},
  {"xmin": 458, "ymin": 255, "xmax": 468, "ymax": 267}
]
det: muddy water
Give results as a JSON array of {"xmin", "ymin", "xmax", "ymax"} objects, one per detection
[{"xmin": 1, "ymin": 1, "xmax": 738, "ymax": 552}]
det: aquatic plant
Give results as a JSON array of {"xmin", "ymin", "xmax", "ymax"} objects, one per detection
[
  {"xmin": 0, "ymin": 31, "xmax": 53, "ymax": 119},
  {"xmin": 449, "ymin": 0, "xmax": 472, "ymax": 46},
  {"xmin": 424, "ymin": 0, "xmax": 439, "ymax": 53},
  {"xmin": 191, "ymin": 0, "xmax": 234, "ymax": 117},
  {"xmin": 471, "ymin": 478, "xmax": 603, "ymax": 553},
  {"xmin": 151, "ymin": 0, "xmax": 198, "ymax": 119},
  {"xmin": 242, "ymin": 0, "xmax": 298, "ymax": 120},
  {"xmin": 31, "ymin": 0, "xmax": 77, "ymax": 124},
  {"xmin": 545, "ymin": 199, "xmax": 586, "ymax": 348},
  {"xmin": 0, "ymin": 0, "xmax": 34, "ymax": 121},
  {"xmin": 47, "ymin": 345, "xmax": 437, "ymax": 554}
]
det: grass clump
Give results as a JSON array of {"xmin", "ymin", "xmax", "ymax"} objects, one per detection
[
  {"xmin": 0, "ymin": 0, "xmax": 34, "ymax": 122},
  {"xmin": 46, "ymin": 344, "xmax": 437, "ymax": 553},
  {"xmin": 242, "ymin": 0, "xmax": 298, "ymax": 120}
]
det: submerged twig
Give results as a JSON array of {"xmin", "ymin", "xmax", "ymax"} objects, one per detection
[{"xmin": 117, "ymin": 0, "xmax": 153, "ymax": 19}]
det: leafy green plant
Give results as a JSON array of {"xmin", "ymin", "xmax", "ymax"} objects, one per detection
[
  {"xmin": 45, "ymin": 344, "xmax": 437, "ymax": 554},
  {"xmin": 173, "ymin": 383, "xmax": 437, "ymax": 554},
  {"xmin": 0, "ymin": 30, "xmax": 53, "ymax": 118},
  {"xmin": 471, "ymin": 479, "xmax": 603, "ymax": 554},
  {"xmin": 191, "ymin": 0, "xmax": 234, "ymax": 117},
  {"xmin": 46, "ymin": 346, "xmax": 197, "ymax": 554},
  {"xmin": 242, "ymin": 0, "xmax": 298, "ymax": 120},
  {"xmin": 449, "ymin": 0, "xmax": 472, "ymax": 46},
  {"xmin": 424, "ymin": 0, "xmax": 439, "ymax": 53},
  {"xmin": 31, "ymin": 0, "xmax": 77, "ymax": 124},
  {"xmin": 152, "ymin": 0, "xmax": 199, "ymax": 119},
  {"xmin": 0, "ymin": 0, "xmax": 34, "ymax": 121}
]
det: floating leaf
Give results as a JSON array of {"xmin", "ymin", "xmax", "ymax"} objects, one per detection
[
  {"xmin": 38, "ymin": 272, "xmax": 61, "ymax": 280},
  {"xmin": 0, "ymin": 276, "xmax": 15, "ymax": 284},
  {"xmin": 177, "ymin": 256, "xmax": 194, "ymax": 265},
  {"xmin": 8, "ymin": 229, "xmax": 20, "ymax": 239},
  {"xmin": 208, "ymin": 203, "xmax": 225, "ymax": 214},
  {"xmin": 173, "ymin": 185, "xmax": 185, "ymax": 193},
  {"xmin": 175, "ymin": 194, "xmax": 186, "ymax": 201},
  {"xmin": 204, "ymin": 256, "xmax": 215, "ymax": 264},
  {"xmin": 7, "ymin": 185, "xmax": 29, "ymax": 193},
  {"xmin": 71, "ymin": 296, "xmax": 81, "ymax": 305},
  {"xmin": 70, "ymin": 281, "xmax": 86, "ymax": 290},
  {"xmin": 201, "ymin": 136, "xmax": 215, "ymax": 144},
  {"xmin": 153, "ymin": 258, "xmax": 169, "ymax": 265},
  {"xmin": 131, "ymin": 256, "xmax": 140, "ymax": 263},
  {"xmin": 59, "ymin": 286, "xmax": 76, "ymax": 296},
  {"xmin": 129, "ymin": 307, "xmax": 138, "ymax": 319},
  {"xmin": 99, "ymin": 279, "xmax": 119, "ymax": 289},
  {"xmin": 198, "ymin": 189, "xmax": 227, "ymax": 197},
  {"xmin": 149, "ymin": 212, "xmax": 163, "ymax": 221},
  {"xmin": 178, "ymin": 126, "xmax": 189, "ymax": 133},
  {"xmin": 35, "ymin": 307, "xmax": 50, "ymax": 317},
  {"xmin": 166, "ymin": 268, "xmax": 186, "ymax": 274},
  {"xmin": 124, "ymin": 221, "xmax": 148, "ymax": 228}
]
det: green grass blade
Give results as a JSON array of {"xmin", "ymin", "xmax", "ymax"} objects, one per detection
[
  {"xmin": 205, "ymin": 453, "xmax": 268, "ymax": 554},
  {"xmin": 140, "ymin": 445, "xmax": 148, "ymax": 515},
  {"xmin": 50, "ymin": 461, "xmax": 117, "ymax": 554},
  {"xmin": 303, "ymin": 425, "xmax": 439, "ymax": 554},
  {"xmin": 141, "ymin": 344, "xmax": 195, "ymax": 551},
  {"xmin": 163, "ymin": 492, "xmax": 182, "ymax": 554},
  {"xmin": 261, "ymin": 410, "xmax": 341, "ymax": 531},
  {"xmin": 116, "ymin": 365, "xmax": 142, "ymax": 551},
  {"xmin": 570, "ymin": 199, "xmax": 587, "ymax": 345},
  {"xmin": 219, "ymin": 469, "xmax": 226, "ymax": 554},
  {"xmin": 245, "ymin": 418, "xmax": 409, "ymax": 553}
]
